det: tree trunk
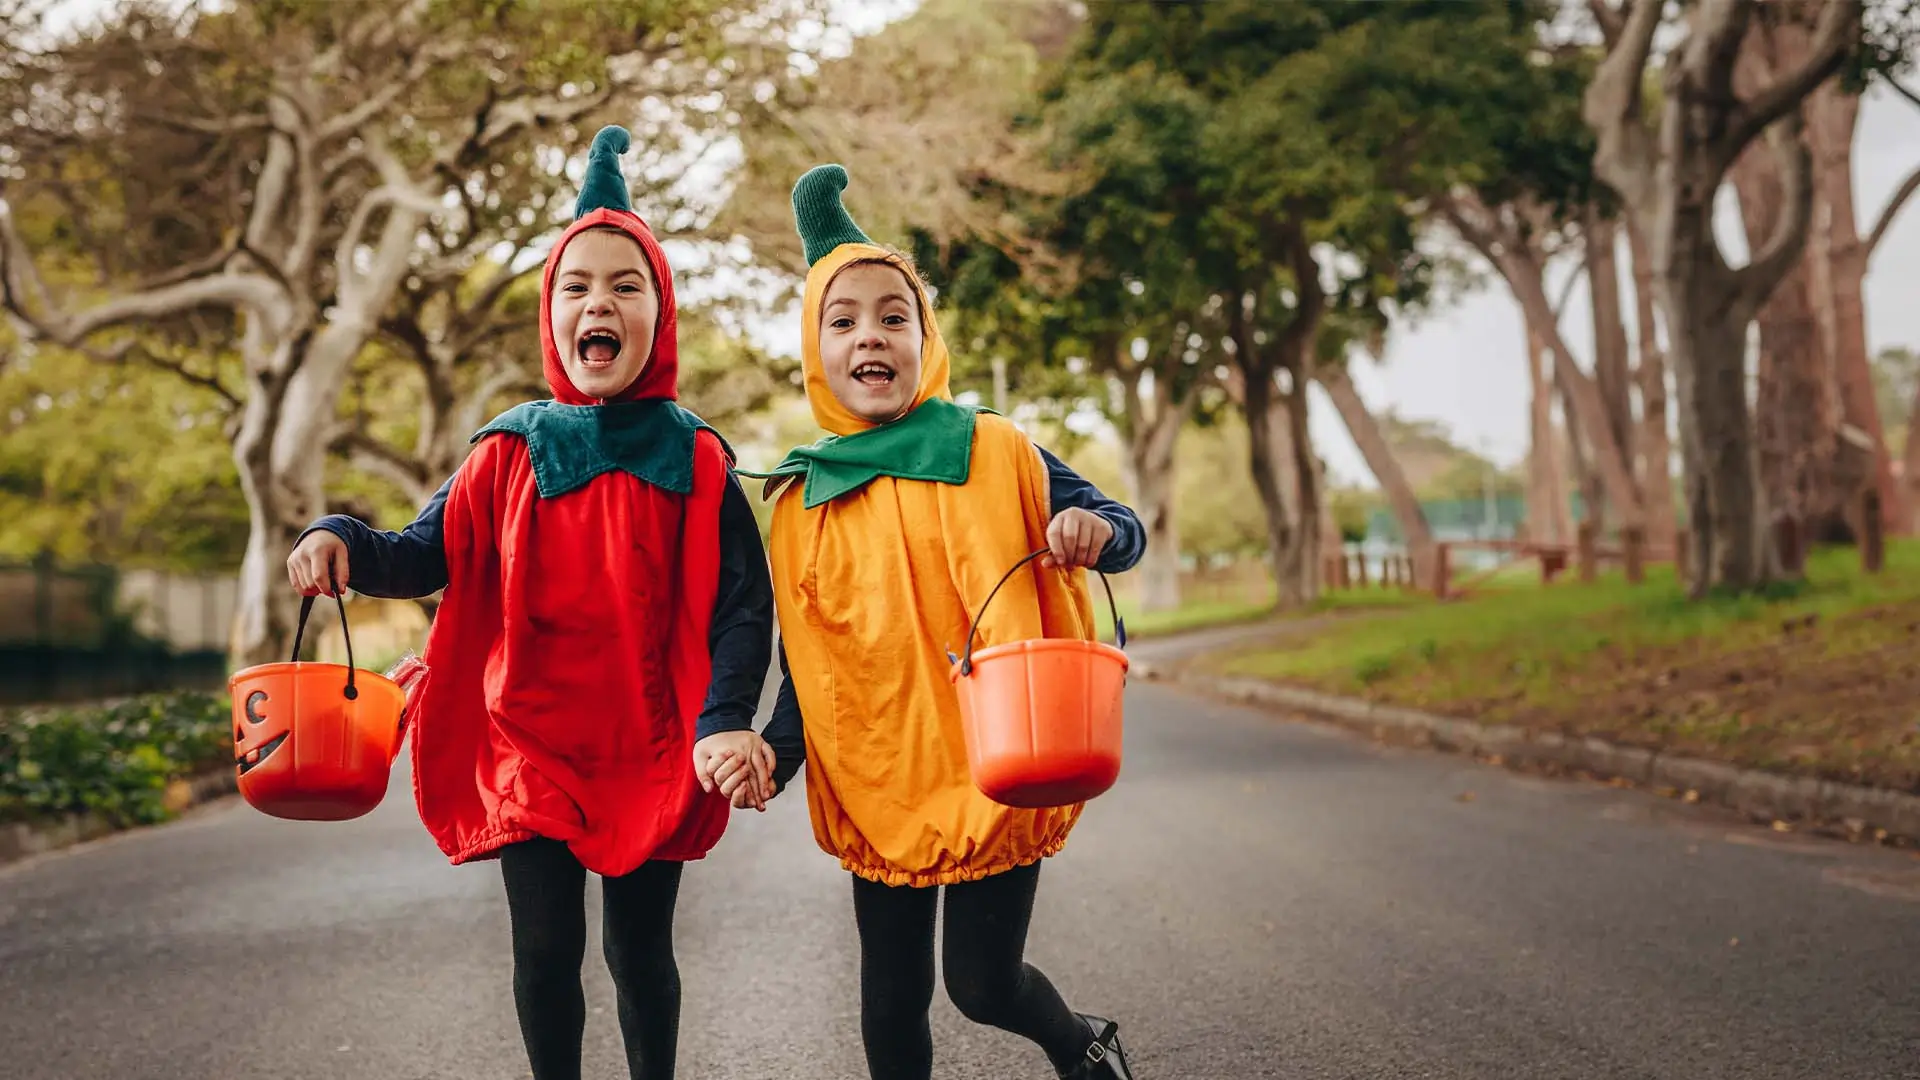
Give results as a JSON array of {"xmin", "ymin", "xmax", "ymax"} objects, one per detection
[
  {"xmin": 1907, "ymin": 384, "xmax": 1920, "ymax": 533},
  {"xmin": 1524, "ymin": 318, "xmax": 1574, "ymax": 546},
  {"xmin": 1582, "ymin": 0, "xmax": 1860, "ymax": 593},
  {"xmin": 1729, "ymin": 120, "xmax": 1840, "ymax": 547},
  {"xmin": 1279, "ymin": 355, "xmax": 1320, "ymax": 604},
  {"xmin": 1668, "ymin": 238, "xmax": 1768, "ymax": 593},
  {"xmin": 1117, "ymin": 358, "xmax": 1190, "ymax": 615},
  {"xmin": 1805, "ymin": 82, "xmax": 1904, "ymax": 532},
  {"xmin": 1455, "ymin": 221, "xmax": 1645, "ymax": 529},
  {"xmin": 1316, "ymin": 364, "xmax": 1437, "ymax": 587},
  {"xmin": 1129, "ymin": 432, "xmax": 1182, "ymax": 614},
  {"xmin": 1586, "ymin": 210, "xmax": 1634, "ymax": 531},
  {"xmin": 1623, "ymin": 220, "xmax": 1678, "ymax": 554},
  {"xmin": 1239, "ymin": 361, "xmax": 1301, "ymax": 608}
]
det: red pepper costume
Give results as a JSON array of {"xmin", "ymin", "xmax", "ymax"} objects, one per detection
[{"xmin": 405, "ymin": 133, "xmax": 732, "ymax": 877}]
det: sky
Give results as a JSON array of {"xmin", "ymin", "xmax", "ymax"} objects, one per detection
[{"xmin": 30, "ymin": 0, "xmax": 1920, "ymax": 489}]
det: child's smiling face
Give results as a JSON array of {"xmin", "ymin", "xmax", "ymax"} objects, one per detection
[
  {"xmin": 819, "ymin": 261, "xmax": 925, "ymax": 424},
  {"xmin": 549, "ymin": 227, "xmax": 659, "ymax": 400}
]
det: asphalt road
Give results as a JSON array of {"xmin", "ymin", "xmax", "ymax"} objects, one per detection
[{"xmin": 4, "ymin": 678, "xmax": 1918, "ymax": 1080}]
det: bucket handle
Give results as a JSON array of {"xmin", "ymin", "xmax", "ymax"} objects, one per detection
[
  {"xmin": 288, "ymin": 575, "xmax": 359, "ymax": 701},
  {"xmin": 956, "ymin": 548, "xmax": 1125, "ymax": 677}
]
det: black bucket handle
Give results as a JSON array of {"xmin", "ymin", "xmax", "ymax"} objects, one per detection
[
  {"xmin": 288, "ymin": 574, "xmax": 359, "ymax": 701},
  {"xmin": 955, "ymin": 548, "xmax": 1125, "ymax": 677}
]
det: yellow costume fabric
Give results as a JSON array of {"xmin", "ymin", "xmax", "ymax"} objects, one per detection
[{"xmin": 767, "ymin": 243, "xmax": 1098, "ymax": 887}]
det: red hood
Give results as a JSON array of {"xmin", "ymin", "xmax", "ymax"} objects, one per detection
[{"xmin": 539, "ymin": 208, "xmax": 680, "ymax": 405}]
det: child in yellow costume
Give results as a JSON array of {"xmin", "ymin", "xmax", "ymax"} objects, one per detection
[{"xmin": 711, "ymin": 165, "xmax": 1144, "ymax": 1080}]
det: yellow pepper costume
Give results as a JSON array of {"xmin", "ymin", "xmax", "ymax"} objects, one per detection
[{"xmin": 756, "ymin": 166, "xmax": 1099, "ymax": 888}]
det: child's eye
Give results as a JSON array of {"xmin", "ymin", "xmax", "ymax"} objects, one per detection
[
  {"xmin": 617, "ymin": 283, "xmax": 642, "ymax": 294},
  {"xmin": 829, "ymin": 317, "xmax": 854, "ymax": 330},
  {"xmin": 883, "ymin": 314, "xmax": 908, "ymax": 327}
]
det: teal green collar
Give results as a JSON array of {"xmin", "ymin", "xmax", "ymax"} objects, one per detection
[
  {"xmin": 741, "ymin": 398, "xmax": 983, "ymax": 508},
  {"xmin": 474, "ymin": 399, "xmax": 724, "ymax": 499}
]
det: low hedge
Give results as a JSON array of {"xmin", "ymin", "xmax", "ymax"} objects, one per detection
[{"xmin": 0, "ymin": 692, "xmax": 231, "ymax": 826}]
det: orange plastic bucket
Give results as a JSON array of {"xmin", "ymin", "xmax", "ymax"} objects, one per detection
[
  {"xmin": 227, "ymin": 588, "xmax": 405, "ymax": 821},
  {"xmin": 950, "ymin": 549, "xmax": 1129, "ymax": 808}
]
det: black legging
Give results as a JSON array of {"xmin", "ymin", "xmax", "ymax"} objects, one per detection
[
  {"xmin": 499, "ymin": 838, "xmax": 685, "ymax": 1080},
  {"xmin": 852, "ymin": 860, "xmax": 1094, "ymax": 1079}
]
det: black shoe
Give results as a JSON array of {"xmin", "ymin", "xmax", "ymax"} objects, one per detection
[{"xmin": 1060, "ymin": 1014, "xmax": 1135, "ymax": 1080}]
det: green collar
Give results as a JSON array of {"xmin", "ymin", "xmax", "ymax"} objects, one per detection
[
  {"xmin": 743, "ymin": 398, "xmax": 983, "ymax": 508},
  {"xmin": 474, "ymin": 399, "xmax": 725, "ymax": 499}
]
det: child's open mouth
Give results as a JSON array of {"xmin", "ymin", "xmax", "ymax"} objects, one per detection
[
  {"xmin": 852, "ymin": 361, "xmax": 895, "ymax": 386},
  {"xmin": 578, "ymin": 331, "xmax": 622, "ymax": 368}
]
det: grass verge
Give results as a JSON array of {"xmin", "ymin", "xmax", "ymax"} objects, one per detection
[{"xmin": 1205, "ymin": 542, "xmax": 1920, "ymax": 794}]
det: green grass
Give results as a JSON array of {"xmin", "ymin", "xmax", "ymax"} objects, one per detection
[
  {"xmin": 1206, "ymin": 541, "xmax": 1920, "ymax": 794},
  {"xmin": 1088, "ymin": 575, "xmax": 1444, "ymax": 642}
]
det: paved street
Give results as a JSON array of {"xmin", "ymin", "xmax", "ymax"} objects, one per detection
[{"xmin": 4, "ymin": 676, "xmax": 1918, "ymax": 1080}]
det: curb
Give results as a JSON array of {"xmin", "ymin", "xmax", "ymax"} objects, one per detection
[
  {"xmin": 1135, "ymin": 660, "xmax": 1920, "ymax": 845},
  {"xmin": 0, "ymin": 766, "xmax": 237, "ymax": 868}
]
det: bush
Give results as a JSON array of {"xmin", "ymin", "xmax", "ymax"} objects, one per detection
[{"xmin": 0, "ymin": 692, "xmax": 231, "ymax": 826}]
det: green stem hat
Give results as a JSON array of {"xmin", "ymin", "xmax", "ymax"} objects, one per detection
[
  {"xmin": 792, "ymin": 164, "xmax": 875, "ymax": 266},
  {"xmin": 575, "ymin": 125, "xmax": 634, "ymax": 219}
]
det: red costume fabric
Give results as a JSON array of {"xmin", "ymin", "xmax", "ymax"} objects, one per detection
[{"xmin": 406, "ymin": 209, "xmax": 732, "ymax": 876}]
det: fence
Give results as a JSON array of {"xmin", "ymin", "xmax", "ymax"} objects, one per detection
[{"xmin": 0, "ymin": 555, "xmax": 235, "ymax": 706}]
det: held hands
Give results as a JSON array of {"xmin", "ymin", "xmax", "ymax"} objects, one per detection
[
  {"xmin": 1042, "ymin": 508, "xmax": 1114, "ymax": 570},
  {"xmin": 693, "ymin": 730, "xmax": 777, "ymax": 812},
  {"xmin": 287, "ymin": 531, "xmax": 351, "ymax": 596}
]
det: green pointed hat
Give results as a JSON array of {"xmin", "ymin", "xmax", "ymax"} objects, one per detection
[
  {"xmin": 792, "ymin": 164, "xmax": 875, "ymax": 266},
  {"xmin": 575, "ymin": 125, "xmax": 634, "ymax": 219}
]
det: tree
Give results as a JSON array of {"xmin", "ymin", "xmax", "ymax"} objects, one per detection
[
  {"xmin": 1584, "ymin": 0, "xmax": 1864, "ymax": 593},
  {"xmin": 1433, "ymin": 39, "xmax": 1650, "ymax": 542},
  {"xmin": 0, "ymin": 0, "xmax": 814, "ymax": 663},
  {"xmin": 1045, "ymin": 1, "xmax": 1553, "ymax": 608},
  {"xmin": 0, "ymin": 339, "xmax": 246, "ymax": 571}
]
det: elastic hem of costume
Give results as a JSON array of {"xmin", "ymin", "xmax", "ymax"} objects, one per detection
[
  {"xmin": 446, "ymin": 825, "xmax": 540, "ymax": 865},
  {"xmin": 836, "ymin": 833, "xmax": 1070, "ymax": 889}
]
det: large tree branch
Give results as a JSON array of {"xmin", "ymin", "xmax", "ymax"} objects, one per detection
[
  {"xmin": 1734, "ymin": 114, "xmax": 1813, "ymax": 308},
  {"xmin": 1, "ymin": 206, "xmax": 288, "ymax": 343},
  {"xmin": 1866, "ymin": 163, "xmax": 1920, "ymax": 261},
  {"xmin": 1588, "ymin": 0, "xmax": 1625, "ymax": 48},
  {"xmin": 1582, "ymin": 0, "xmax": 1662, "ymax": 210},
  {"xmin": 1719, "ymin": 0, "xmax": 1862, "ymax": 165},
  {"xmin": 318, "ymin": 38, "xmax": 468, "ymax": 142},
  {"xmin": 331, "ymin": 427, "xmax": 430, "ymax": 496}
]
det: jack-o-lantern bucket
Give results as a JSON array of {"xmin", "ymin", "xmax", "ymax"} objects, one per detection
[
  {"xmin": 228, "ymin": 588, "xmax": 405, "ymax": 821},
  {"xmin": 950, "ymin": 549, "xmax": 1128, "ymax": 809}
]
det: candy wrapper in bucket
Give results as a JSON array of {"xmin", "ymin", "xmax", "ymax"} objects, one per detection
[{"xmin": 386, "ymin": 652, "xmax": 429, "ymax": 730}]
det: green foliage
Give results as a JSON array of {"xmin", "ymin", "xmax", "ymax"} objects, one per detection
[
  {"xmin": 0, "ymin": 692, "xmax": 230, "ymax": 826},
  {"xmin": 0, "ymin": 339, "xmax": 246, "ymax": 571},
  {"xmin": 1176, "ymin": 416, "xmax": 1270, "ymax": 562}
]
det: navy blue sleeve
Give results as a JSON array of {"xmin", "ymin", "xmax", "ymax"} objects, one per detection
[
  {"xmin": 761, "ymin": 639, "xmax": 807, "ymax": 794},
  {"xmin": 1037, "ymin": 445, "xmax": 1146, "ymax": 575},
  {"xmin": 299, "ymin": 475, "xmax": 452, "ymax": 600},
  {"xmin": 696, "ymin": 473, "xmax": 776, "ymax": 740}
]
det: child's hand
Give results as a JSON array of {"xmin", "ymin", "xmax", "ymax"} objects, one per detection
[
  {"xmin": 287, "ymin": 531, "xmax": 350, "ymax": 596},
  {"xmin": 693, "ymin": 731, "xmax": 775, "ymax": 811},
  {"xmin": 1043, "ymin": 508, "xmax": 1114, "ymax": 570}
]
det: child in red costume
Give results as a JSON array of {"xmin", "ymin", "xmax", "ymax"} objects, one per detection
[{"xmin": 285, "ymin": 125, "xmax": 776, "ymax": 1080}]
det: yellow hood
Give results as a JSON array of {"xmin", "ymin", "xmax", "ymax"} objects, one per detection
[{"xmin": 800, "ymin": 243, "xmax": 953, "ymax": 437}]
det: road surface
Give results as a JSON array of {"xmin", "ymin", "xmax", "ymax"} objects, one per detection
[{"xmin": 4, "ymin": 679, "xmax": 1917, "ymax": 1079}]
